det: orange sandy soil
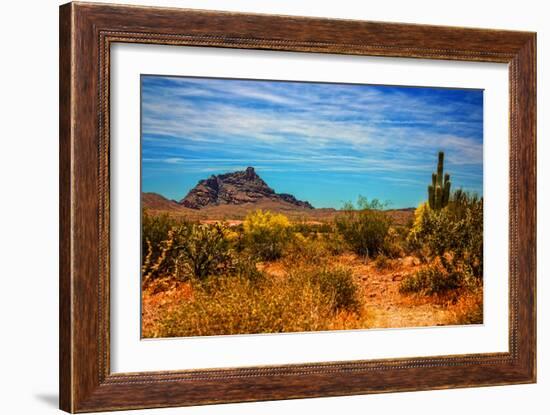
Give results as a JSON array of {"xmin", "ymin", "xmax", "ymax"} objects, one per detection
[
  {"xmin": 142, "ymin": 279, "xmax": 193, "ymax": 337},
  {"xmin": 142, "ymin": 253, "xmax": 482, "ymax": 335},
  {"xmin": 261, "ymin": 253, "xmax": 481, "ymax": 329}
]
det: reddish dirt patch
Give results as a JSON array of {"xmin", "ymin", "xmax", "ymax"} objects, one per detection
[
  {"xmin": 141, "ymin": 280, "xmax": 193, "ymax": 337},
  {"xmin": 344, "ymin": 254, "xmax": 481, "ymax": 328},
  {"xmin": 262, "ymin": 253, "xmax": 482, "ymax": 329}
]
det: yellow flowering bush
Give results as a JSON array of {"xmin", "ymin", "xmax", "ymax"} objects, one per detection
[{"xmin": 243, "ymin": 210, "xmax": 291, "ymax": 260}]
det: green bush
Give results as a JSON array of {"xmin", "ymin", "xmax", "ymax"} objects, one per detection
[
  {"xmin": 447, "ymin": 192, "xmax": 483, "ymax": 280},
  {"xmin": 142, "ymin": 211, "xmax": 186, "ymax": 280},
  {"xmin": 172, "ymin": 223, "xmax": 233, "ymax": 281},
  {"xmin": 312, "ymin": 267, "xmax": 359, "ymax": 312},
  {"xmin": 141, "ymin": 215, "xmax": 235, "ymax": 282},
  {"xmin": 407, "ymin": 191, "xmax": 483, "ymax": 281},
  {"xmin": 335, "ymin": 197, "xmax": 391, "ymax": 258},
  {"xmin": 322, "ymin": 229, "xmax": 348, "ymax": 255},
  {"xmin": 400, "ymin": 258, "xmax": 462, "ymax": 295},
  {"xmin": 291, "ymin": 222, "xmax": 332, "ymax": 237},
  {"xmin": 284, "ymin": 232, "xmax": 329, "ymax": 266},
  {"xmin": 402, "ymin": 191, "xmax": 483, "ymax": 295},
  {"xmin": 243, "ymin": 210, "xmax": 292, "ymax": 261},
  {"xmin": 141, "ymin": 211, "xmax": 176, "ymax": 255}
]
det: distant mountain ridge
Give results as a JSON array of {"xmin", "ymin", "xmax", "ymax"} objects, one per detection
[
  {"xmin": 141, "ymin": 192, "xmax": 181, "ymax": 211},
  {"xmin": 179, "ymin": 167, "xmax": 313, "ymax": 210},
  {"xmin": 141, "ymin": 167, "xmax": 417, "ymax": 224}
]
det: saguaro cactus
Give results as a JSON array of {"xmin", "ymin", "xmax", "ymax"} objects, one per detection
[{"xmin": 428, "ymin": 151, "xmax": 451, "ymax": 210}]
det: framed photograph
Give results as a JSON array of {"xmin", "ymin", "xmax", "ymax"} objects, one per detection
[{"xmin": 59, "ymin": 2, "xmax": 536, "ymax": 412}]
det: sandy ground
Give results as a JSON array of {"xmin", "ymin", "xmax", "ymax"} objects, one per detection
[
  {"xmin": 260, "ymin": 252, "xmax": 480, "ymax": 328},
  {"xmin": 338, "ymin": 254, "xmax": 455, "ymax": 328}
]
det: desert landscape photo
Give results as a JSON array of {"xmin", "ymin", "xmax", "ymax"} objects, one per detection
[{"xmin": 140, "ymin": 75, "xmax": 484, "ymax": 338}]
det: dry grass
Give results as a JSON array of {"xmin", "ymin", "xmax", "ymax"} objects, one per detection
[{"xmin": 143, "ymin": 266, "xmax": 373, "ymax": 338}]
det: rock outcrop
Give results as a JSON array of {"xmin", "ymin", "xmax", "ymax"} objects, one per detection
[{"xmin": 179, "ymin": 167, "xmax": 313, "ymax": 210}]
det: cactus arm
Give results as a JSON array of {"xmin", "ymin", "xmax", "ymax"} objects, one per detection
[
  {"xmin": 443, "ymin": 180, "xmax": 451, "ymax": 206},
  {"xmin": 437, "ymin": 151, "xmax": 444, "ymax": 188},
  {"xmin": 427, "ymin": 151, "xmax": 451, "ymax": 210},
  {"xmin": 428, "ymin": 185, "xmax": 435, "ymax": 209},
  {"xmin": 435, "ymin": 185, "xmax": 442, "ymax": 210}
]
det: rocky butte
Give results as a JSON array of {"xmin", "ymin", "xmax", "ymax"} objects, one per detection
[{"xmin": 179, "ymin": 167, "xmax": 313, "ymax": 210}]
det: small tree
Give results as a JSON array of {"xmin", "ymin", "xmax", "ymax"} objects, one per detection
[{"xmin": 335, "ymin": 197, "xmax": 391, "ymax": 258}]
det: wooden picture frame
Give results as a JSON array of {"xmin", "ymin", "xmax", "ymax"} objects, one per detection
[{"xmin": 59, "ymin": 2, "xmax": 536, "ymax": 412}]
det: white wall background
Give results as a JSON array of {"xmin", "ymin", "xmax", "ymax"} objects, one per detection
[{"xmin": 0, "ymin": 0, "xmax": 546, "ymax": 414}]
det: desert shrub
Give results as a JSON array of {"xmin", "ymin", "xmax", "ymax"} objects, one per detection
[
  {"xmin": 419, "ymin": 210, "xmax": 454, "ymax": 257},
  {"xmin": 373, "ymin": 254, "xmax": 390, "ymax": 271},
  {"xmin": 243, "ymin": 210, "xmax": 291, "ymax": 261},
  {"xmin": 406, "ymin": 202, "xmax": 430, "ymax": 255},
  {"xmin": 391, "ymin": 222, "xmax": 413, "ymax": 253},
  {"xmin": 142, "ymin": 218, "xmax": 236, "ymax": 282},
  {"xmin": 446, "ymin": 192, "xmax": 483, "ymax": 280},
  {"xmin": 293, "ymin": 222, "xmax": 348, "ymax": 256},
  {"xmin": 142, "ymin": 211, "xmax": 176, "ymax": 254},
  {"xmin": 451, "ymin": 288, "xmax": 483, "ymax": 325},
  {"xmin": 226, "ymin": 253, "xmax": 265, "ymax": 283},
  {"xmin": 150, "ymin": 262, "xmax": 365, "ymax": 337},
  {"xmin": 321, "ymin": 229, "xmax": 348, "ymax": 255},
  {"xmin": 284, "ymin": 232, "xmax": 329, "ymax": 266},
  {"xmin": 141, "ymin": 212, "xmax": 189, "ymax": 281},
  {"xmin": 223, "ymin": 224, "xmax": 246, "ymax": 252},
  {"xmin": 335, "ymin": 197, "xmax": 391, "ymax": 258},
  {"xmin": 446, "ymin": 189, "xmax": 480, "ymax": 220},
  {"xmin": 284, "ymin": 226, "xmax": 347, "ymax": 264},
  {"xmin": 400, "ymin": 257, "xmax": 462, "ymax": 295},
  {"xmin": 407, "ymin": 191, "xmax": 483, "ymax": 282},
  {"xmin": 383, "ymin": 227, "xmax": 405, "ymax": 258},
  {"xmin": 312, "ymin": 267, "xmax": 359, "ymax": 312},
  {"xmin": 291, "ymin": 222, "xmax": 332, "ymax": 237},
  {"xmin": 172, "ymin": 223, "xmax": 233, "ymax": 281}
]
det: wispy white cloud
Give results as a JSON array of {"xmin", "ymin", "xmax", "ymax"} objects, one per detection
[{"xmin": 141, "ymin": 76, "xmax": 483, "ymax": 206}]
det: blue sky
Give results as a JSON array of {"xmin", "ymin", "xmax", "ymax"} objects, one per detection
[{"xmin": 141, "ymin": 75, "xmax": 483, "ymax": 209}]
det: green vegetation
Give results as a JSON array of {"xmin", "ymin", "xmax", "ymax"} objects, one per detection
[
  {"xmin": 172, "ymin": 223, "xmax": 233, "ymax": 281},
  {"xmin": 335, "ymin": 197, "xmax": 392, "ymax": 258},
  {"xmin": 400, "ymin": 257, "xmax": 462, "ymax": 294},
  {"xmin": 312, "ymin": 266, "xmax": 359, "ymax": 312},
  {"xmin": 142, "ymin": 214, "xmax": 235, "ymax": 282},
  {"xmin": 402, "ymin": 155, "xmax": 483, "ymax": 296},
  {"xmin": 243, "ymin": 210, "xmax": 292, "ymax": 261},
  {"xmin": 141, "ymin": 212, "xmax": 185, "ymax": 281}
]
